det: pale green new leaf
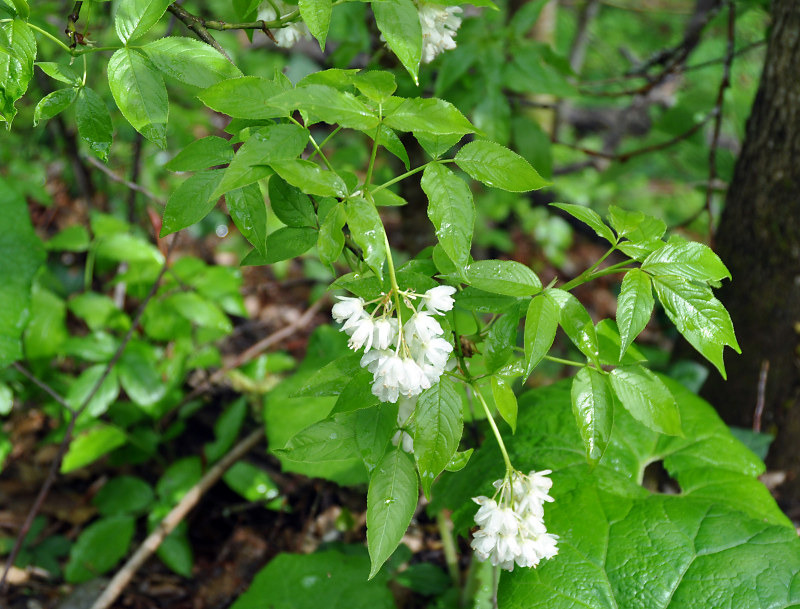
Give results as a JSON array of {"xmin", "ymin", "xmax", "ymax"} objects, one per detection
[
  {"xmin": 372, "ymin": 0, "xmax": 422, "ymax": 84},
  {"xmin": 421, "ymin": 162, "xmax": 474, "ymax": 267},
  {"xmin": 571, "ymin": 367, "xmax": 613, "ymax": 464},
  {"xmin": 652, "ymin": 274, "xmax": 740, "ymax": 379},
  {"xmin": 108, "ymin": 48, "xmax": 168, "ymax": 148},
  {"xmin": 143, "ymin": 37, "xmax": 242, "ymax": 87},
  {"xmin": 347, "ymin": 197, "xmax": 387, "ymax": 279},
  {"xmin": 609, "ymin": 365, "xmax": 681, "ymax": 436},
  {"xmin": 115, "ymin": 0, "xmax": 172, "ymax": 43},
  {"xmin": 414, "ymin": 379, "xmax": 462, "ymax": 498},
  {"xmin": 616, "ymin": 269, "xmax": 654, "ymax": 359},
  {"xmin": 367, "ymin": 447, "xmax": 418, "ymax": 578},
  {"xmin": 455, "ymin": 140, "xmax": 549, "ymax": 192}
]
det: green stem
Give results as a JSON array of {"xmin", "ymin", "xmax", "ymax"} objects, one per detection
[
  {"xmin": 474, "ymin": 387, "xmax": 513, "ymax": 474},
  {"xmin": 544, "ymin": 355, "xmax": 586, "ymax": 368},
  {"xmin": 437, "ymin": 512, "xmax": 461, "ymax": 588},
  {"xmin": 372, "ymin": 161, "xmax": 431, "ymax": 194},
  {"xmin": 364, "ymin": 118, "xmax": 382, "ymax": 189},
  {"xmin": 560, "ymin": 245, "xmax": 619, "ymax": 291},
  {"xmin": 28, "ymin": 23, "xmax": 73, "ymax": 54},
  {"xmin": 308, "ymin": 126, "xmax": 342, "ymax": 161},
  {"xmin": 383, "ymin": 231, "xmax": 404, "ymax": 331},
  {"xmin": 72, "ymin": 45, "xmax": 123, "ymax": 56}
]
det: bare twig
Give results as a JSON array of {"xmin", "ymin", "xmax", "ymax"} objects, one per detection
[
  {"xmin": 754, "ymin": 359, "xmax": 769, "ymax": 433},
  {"xmin": 90, "ymin": 428, "xmax": 264, "ymax": 609},
  {"xmin": 0, "ymin": 237, "xmax": 177, "ymax": 594},
  {"xmin": 11, "ymin": 364, "xmax": 75, "ymax": 416},
  {"xmin": 167, "ymin": 3, "xmax": 231, "ymax": 60},
  {"xmin": 85, "ymin": 155, "xmax": 164, "ymax": 205}
]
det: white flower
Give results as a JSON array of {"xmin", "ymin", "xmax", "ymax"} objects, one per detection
[
  {"xmin": 372, "ymin": 317, "xmax": 398, "ymax": 350},
  {"xmin": 417, "ymin": 2, "xmax": 462, "ymax": 64},
  {"xmin": 361, "ymin": 349, "xmax": 391, "ymax": 374},
  {"xmin": 257, "ymin": 1, "xmax": 310, "ymax": 48},
  {"xmin": 399, "ymin": 358, "xmax": 431, "ymax": 397},
  {"xmin": 331, "ymin": 296, "xmax": 364, "ymax": 326},
  {"xmin": 348, "ymin": 317, "xmax": 375, "ymax": 352},
  {"xmin": 413, "ymin": 336, "xmax": 453, "ymax": 370},
  {"xmin": 404, "ymin": 311, "xmax": 444, "ymax": 344},
  {"xmin": 423, "ymin": 285, "xmax": 456, "ymax": 314}
]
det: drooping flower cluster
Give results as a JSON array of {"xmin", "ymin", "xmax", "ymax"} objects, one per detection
[
  {"xmin": 257, "ymin": 1, "xmax": 310, "ymax": 48},
  {"xmin": 417, "ymin": 1, "xmax": 463, "ymax": 63},
  {"xmin": 471, "ymin": 470, "xmax": 559, "ymax": 571},
  {"xmin": 331, "ymin": 285, "xmax": 456, "ymax": 403}
]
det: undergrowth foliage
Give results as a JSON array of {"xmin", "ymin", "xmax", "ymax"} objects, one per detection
[{"xmin": 1, "ymin": 0, "xmax": 798, "ymax": 607}]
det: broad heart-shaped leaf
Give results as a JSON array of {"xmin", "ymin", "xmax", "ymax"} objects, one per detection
[
  {"xmin": 226, "ymin": 183, "xmax": 267, "ymax": 256},
  {"xmin": 299, "ymin": 0, "xmax": 332, "ymax": 50},
  {"xmin": 367, "ymin": 447, "xmax": 418, "ymax": 579},
  {"xmin": 570, "ymin": 367, "xmax": 613, "ymax": 464},
  {"xmin": 545, "ymin": 288, "xmax": 600, "ymax": 366},
  {"xmin": 421, "ymin": 162, "xmax": 474, "ymax": 268},
  {"xmin": 269, "ymin": 175, "xmax": 316, "ymax": 228},
  {"xmin": 213, "ymin": 124, "xmax": 309, "ymax": 198},
  {"xmin": 652, "ymin": 274, "xmax": 740, "ymax": 379},
  {"xmin": 165, "ymin": 136, "xmax": 233, "ymax": 172},
  {"xmin": 466, "ymin": 260, "xmax": 541, "ymax": 297},
  {"xmin": 115, "ymin": 0, "xmax": 172, "ymax": 43},
  {"xmin": 0, "ymin": 19, "xmax": 35, "ymax": 125},
  {"xmin": 33, "ymin": 87, "xmax": 77, "ymax": 126},
  {"xmin": 642, "ymin": 240, "xmax": 731, "ymax": 284},
  {"xmin": 433, "ymin": 377, "xmax": 799, "ymax": 609},
  {"xmin": 266, "ymin": 84, "xmax": 379, "ymax": 131},
  {"xmin": 372, "ymin": 0, "xmax": 422, "ymax": 84},
  {"xmin": 550, "ymin": 202, "xmax": 616, "ymax": 244},
  {"xmin": 347, "ymin": 197, "xmax": 387, "ymax": 279},
  {"xmin": 230, "ymin": 548, "xmax": 395, "ymax": 609},
  {"xmin": 318, "ymin": 202, "xmax": 346, "ymax": 266},
  {"xmin": 414, "ymin": 379, "xmax": 463, "ymax": 499},
  {"xmin": 160, "ymin": 170, "xmax": 223, "ymax": 236},
  {"xmin": 455, "ymin": 140, "xmax": 549, "ymax": 192},
  {"xmin": 0, "ymin": 187, "xmax": 45, "ymax": 367},
  {"xmin": 197, "ymin": 76, "xmax": 287, "ymax": 119},
  {"xmin": 65, "ymin": 516, "xmax": 135, "ymax": 583},
  {"xmin": 142, "ymin": 37, "xmax": 241, "ymax": 87},
  {"xmin": 276, "ymin": 413, "xmax": 360, "ymax": 462},
  {"xmin": 108, "ymin": 48, "xmax": 168, "ymax": 149},
  {"xmin": 271, "ymin": 159, "xmax": 347, "ymax": 198},
  {"xmin": 609, "ymin": 365, "xmax": 681, "ymax": 436},
  {"xmin": 76, "ymin": 88, "xmax": 113, "ymax": 162},
  {"xmin": 524, "ymin": 294, "xmax": 558, "ymax": 377},
  {"xmin": 384, "ymin": 98, "xmax": 474, "ymax": 136},
  {"xmin": 616, "ymin": 269, "xmax": 654, "ymax": 359}
]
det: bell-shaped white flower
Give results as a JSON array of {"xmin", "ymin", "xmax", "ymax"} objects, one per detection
[
  {"xmin": 372, "ymin": 317, "xmax": 398, "ymax": 350},
  {"xmin": 417, "ymin": 2, "xmax": 463, "ymax": 64},
  {"xmin": 423, "ymin": 285, "xmax": 457, "ymax": 314},
  {"xmin": 257, "ymin": 1, "xmax": 310, "ymax": 48},
  {"xmin": 332, "ymin": 296, "xmax": 365, "ymax": 326},
  {"xmin": 404, "ymin": 311, "xmax": 444, "ymax": 344},
  {"xmin": 348, "ymin": 317, "xmax": 375, "ymax": 351}
]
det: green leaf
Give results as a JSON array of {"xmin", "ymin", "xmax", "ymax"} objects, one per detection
[
  {"xmin": 485, "ymin": 311, "xmax": 518, "ymax": 372},
  {"xmin": 269, "ymin": 175, "xmax": 316, "ymax": 228},
  {"xmin": 0, "ymin": 383, "xmax": 12, "ymax": 415},
  {"xmin": 367, "ymin": 447, "xmax": 418, "ymax": 578},
  {"xmin": 8, "ymin": 0, "xmax": 28, "ymax": 19},
  {"xmin": 445, "ymin": 448, "xmax": 473, "ymax": 472},
  {"xmin": 331, "ymin": 369, "xmax": 380, "ymax": 414},
  {"xmin": 33, "ymin": 87, "xmax": 77, "ymax": 126},
  {"xmin": 617, "ymin": 238, "xmax": 664, "ymax": 262},
  {"xmin": 318, "ymin": 202, "xmax": 346, "ymax": 266},
  {"xmin": 607, "ymin": 205, "xmax": 666, "ymax": 241},
  {"xmin": 456, "ymin": 287, "xmax": 518, "ymax": 314},
  {"xmin": 353, "ymin": 71, "xmax": 396, "ymax": 103},
  {"xmin": 466, "ymin": 260, "xmax": 541, "ymax": 297},
  {"xmin": 107, "ymin": 48, "xmax": 168, "ymax": 148},
  {"xmin": 0, "ymin": 188, "xmax": 45, "ymax": 366},
  {"xmin": 571, "ymin": 367, "xmax": 613, "ymax": 464},
  {"xmin": 226, "ymin": 183, "xmax": 267, "ymax": 256},
  {"xmin": 372, "ymin": 0, "xmax": 422, "ymax": 83},
  {"xmin": 355, "ymin": 404, "xmax": 399, "ymax": 473},
  {"xmin": 293, "ymin": 353, "xmax": 362, "ymax": 397},
  {"xmin": 242, "ymin": 226, "xmax": 317, "ymax": 264},
  {"xmin": 65, "ymin": 516, "xmax": 135, "ymax": 583},
  {"xmin": 524, "ymin": 295, "xmax": 558, "ymax": 376},
  {"xmin": 0, "ymin": 19, "xmax": 35, "ymax": 125},
  {"xmin": 197, "ymin": 76, "xmax": 286, "ymax": 119},
  {"xmin": 230, "ymin": 549, "xmax": 395, "ymax": 609},
  {"xmin": 76, "ymin": 87, "xmax": 113, "ymax": 162},
  {"xmin": 421, "ymin": 163, "xmax": 474, "ymax": 268},
  {"xmin": 642, "ymin": 241, "xmax": 731, "ymax": 284},
  {"xmin": 491, "ymin": 375, "xmax": 518, "ymax": 432},
  {"xmin": 278, "ymin": 414, "xmax": 360, "ymax": 462},
  {"xmin": 267, "ymin": 84, "xmax": 379, "ymax": 131},
  {"xmin": 223, "ymin": 461, "xmax": 280, "ymax": 505},
  {"xmin": 118, "ymin": 340, "xmax": 167, "ymax": 407},
  {"xmin": 384, "ymin": 98, "xmax": 473, "ymax": 136},
  {"xmin": 156, "ymin": 456, "xmax": 202, "ymax": 503},
  {"xmin": 455, "ymin": 140, "xmax": 549, "ymax": 192},
  {"xmin": 609, "ymin": 365, "xmax": 681, "ymax": 436},
  {"xmin": 299, "ymin": 0, "xmax": 332, "ymax": 49},
  {"xmin": 347, "ymin": 197, "xmax": 387, "ymax": 279},
  {"xmin": 160, "ymin": 170, "xmax": 223, "ymax": 235},
  {"xmin": 65, "ymin": 364, "xmax": 120, "ymax": 416},
  {"xmin": 170, "ymin": 292, "xmax": 233, "ymax": 332},
  {"xmin": 115, "ymin": 0, "xmax": 172, "ymax": 43},
  {"xmin": 652, "ymin": 274, "xmax": 739, "ymax": 379},
  {"xmin": 214, "ymin": 124, "xmax": 309, "ymax": 198},
  {"xmin": 545, "ymin": 288, "xmax": 600, "ymax": 365},
  {"xmin": 62, "ymin": 424, "xmax": 127, "ymax": 473},
  {"xmin": 271, "ymin": 159, "xmax": 347, "ymax": 198},
  {"xmin": 616, "ymin": 269, "xmax": 654, "ymax": 359},
  {"xmin": 551, "ymin": 202, "xmax": 616, "ymax": 244},
  {"xmin": 142, "ymin": 37, "xmax": 241, "ymax": 87},
  {"xmin": 414, "ymin": 379, "xmax": 462, "ymax": 498},
  {"xmin": 93, "ymin": 476, "xmax": 155, "ymax": 516},
  {"xmin": 414, "ymin": 131, "xmax": 463, "ymax": 158},
  {"xmin": 205, "ymin": 398, "xmax": 248, "ymax": 463},
  {"xmin": 378, "ymin": 124, "xmax": 409, "ymax": 169},
  {"xmin": 35, "ymin": 61, "xmax": 80, "ymax": 85},
  {"xmin": 156, "ymin": 520, "xmax": 193, "ymax": 576},
  {"xmin": 165, "ymin": 136, "xmax": 233, "ymax": 172}
]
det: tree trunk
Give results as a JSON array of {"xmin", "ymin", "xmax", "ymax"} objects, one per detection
[{"xmin": 703, "ymin": 0, "xmax": 800, "ymax": 511}]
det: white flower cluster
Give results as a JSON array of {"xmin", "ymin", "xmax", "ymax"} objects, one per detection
[
  {"xmin": 471, "ymin": 470, "xmax": 559, "ymax": 571},
  {"xmin": 417, "ymin": 1, "xmax": 463, "ymax": 63},
  {"xmin": 257, "ymin": 1, "xmax": 310, "ymax": 48},
  {"xmin": 331, "ymin": 285, "xmax": 456, "ymax": 403}
]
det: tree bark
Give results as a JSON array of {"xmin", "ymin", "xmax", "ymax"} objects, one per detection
[{"xmin": 703, "ymin": 0, "xmax": 800, "ymax": 510}]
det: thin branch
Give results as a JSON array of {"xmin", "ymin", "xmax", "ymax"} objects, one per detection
[
  {"xmin": 85, "ymin": 155, "xmax": 164, "ymax": 205},
  {"xmin": 11, "ymin": 364, "xmax": 75, "ymax": 416},
  {"xmin": 0, "ymin": 237, "xmax": 177, "ymax": 594},
  {"xmin": 167, "ymin": 3, "xmax": 231, "ymax": 60},
  {"xmin": 754, "ymin": 359, "xmax": 769, "ymax": 433},
  {"xmin": 89, "ymin": 428, "xmax": 264, "ymax": 609}
]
